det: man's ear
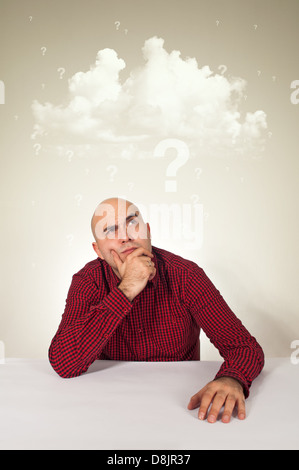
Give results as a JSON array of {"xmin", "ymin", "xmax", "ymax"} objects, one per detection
[
  {"xmin": 92, "ymin": 242, "xmax": 104, "ymax": 259},
  {"xmin": 147, "ymin": 223, "xmax": 151, "ymax": 238}
]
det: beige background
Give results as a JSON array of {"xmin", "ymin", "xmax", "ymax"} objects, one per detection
[{"xmin": 0, "ymin": 0, "xmax": 298, "ymax": 360}]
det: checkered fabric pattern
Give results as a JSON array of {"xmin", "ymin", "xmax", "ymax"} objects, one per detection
[{"xmin": 49, "ymin": 246, "xmax": 264, "ymax": 396}]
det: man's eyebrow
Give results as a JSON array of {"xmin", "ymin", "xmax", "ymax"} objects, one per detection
[
  {"xmin": 103, "ymin": 211, "xmax": 139, "ymax": 233},
  {"xmin": 126, "ymin": 211, "xmax": 139, "ymax": 221}
]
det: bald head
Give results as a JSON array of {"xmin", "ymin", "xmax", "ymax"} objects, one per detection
[{"xmin": 91, "ymin": 197, "xmax": 143, "ymax": 241}]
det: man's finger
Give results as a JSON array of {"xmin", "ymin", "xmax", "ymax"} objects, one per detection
[
  {"xmin": 206, "ymin": 392, "xmax": 226, "ymax": 423},
  {"xmin": 221, "ymin": 395, "xmax": 237, "ymax": 423},
  {"xmin": 187, "ymin": 392, "xmax": 202, "ymax": 410},
  {"xmin": 197, "ymin": 391, "xmax": 215, "ymax": 421},
  {"xmin": 237, "ymin": 397, "xmax": 246, "ymax": 420},
  {"xmin": 148, "ymin": 267, "xmax": 156, "ymax": 281},
  {"xmin": 111, "ymin": 250, "xmax": 123, "ymax": 269}
]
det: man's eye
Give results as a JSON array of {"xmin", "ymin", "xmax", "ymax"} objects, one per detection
[
  {"xmin": 106, "ymin": 227, "xmax": 116, "ymax": 237},
  {"xmin": 128, "ymin": 219, "xmax": 138, "ymax": 226}
]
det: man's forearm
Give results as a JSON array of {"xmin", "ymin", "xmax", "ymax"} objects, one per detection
[
  {"xmin": 214, "ymin": 341, "xmax": 264, "ymax": 398},
  {"xmin": 49, "ymin": 287, "xmax": 132, "ymax": 378}
]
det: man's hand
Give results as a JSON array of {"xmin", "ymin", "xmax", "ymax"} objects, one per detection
[
  {"xmin": 187, "ymin": 376, "xmax": 246, "ymax": 423},
  {"xmin": 112, "ymin": 247, "xmax": 156, "ymax": 302}
]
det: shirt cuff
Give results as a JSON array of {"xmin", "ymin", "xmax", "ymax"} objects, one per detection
[{"xmin": 101, "ymin": 286, "xmax": 133, "ymax": 318}]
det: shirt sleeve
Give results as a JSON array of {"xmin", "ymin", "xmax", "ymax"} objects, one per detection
[
  {"xmin": 48, "ymin": 270, "xmax": 132, "ymax": 378},
  {"xmin": 186, "ymin": 266, "xmax": 264, "ymax": 397}
]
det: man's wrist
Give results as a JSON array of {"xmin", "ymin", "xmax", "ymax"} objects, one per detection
[
  {"xmin": 215, "ymin": 375, "xmax": 246, "ymax": 395},
  {"xmin": 117, "ymin": 282, "xmax": 135, "ymax": 302}
]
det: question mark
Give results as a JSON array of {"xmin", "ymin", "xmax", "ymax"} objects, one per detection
[
  {"xmin": 66, "ymin": 150, "xmax": 74, "ymax": 162},
  {"xmin": 218, "ymin": 65, "xmax": 227, "ymax": 75},
  {"xmin": 33, "ymin": 143, "xmax": 41, "ymax": 155},
  {"xmin": 106, "ymin": 165, "xmax": 118, "ymax": 181},
  {"xmin": 29, "ymin": 16, "xmax": 33, "ymax": 22},
  {"xmin": 216, "ymin": 20, "xmax": 220, "ymax": 26},
  {"xmin": 75, "ymin": 194, "xmax": 83, "ymax": 207},
  {"xmin": 195, "ymin": 168, "xmax": 202, "ymax": 179},
  {"xmin": 66, "ymin": 234, "xmax": 74, "ymax": 246},
  {"xmin": 57, "ymin": 67, "xmax": 65, "ymax": 79},
  {"xmin": 41, "ymin": 47, "xmax": 47, "ymax": 56},
  {"xmin": 254, "ymin": 24, "xmax": 258, "ymax": 30},
  {"xmin": 153, "ymin": 139, "xmax": 190, "ymax": 192},
  {"xmin": 115, "ymin": 21, "xmax": 120, "ymax": 30}
]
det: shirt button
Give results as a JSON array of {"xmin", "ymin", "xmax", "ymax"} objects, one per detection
[{"xmin": 138, "ymin": 328, "xmax": 143, "ymax": 333}]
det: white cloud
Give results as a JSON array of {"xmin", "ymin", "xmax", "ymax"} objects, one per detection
[{"xmin": 32, "ymin": 36, "xmax": 267, "ymax": 157}]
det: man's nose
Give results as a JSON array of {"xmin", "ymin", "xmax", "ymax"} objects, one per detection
[{"xmin": 118, "ymin": 225, "xmax": 131, "ymax": 242}]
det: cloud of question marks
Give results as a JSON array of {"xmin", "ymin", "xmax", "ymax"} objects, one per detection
[{"xmin": 31, "ymin": 36, "xmax": 267, "ymax": 158}]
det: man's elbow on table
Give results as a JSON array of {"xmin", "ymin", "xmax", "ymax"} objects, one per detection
[{"xmin": 48, "ymin": 344, "xmax": 89, "ymax": 379}]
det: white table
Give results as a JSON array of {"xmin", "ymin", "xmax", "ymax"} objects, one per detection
[{"xmin": 0, "ymin": 358, "xmax": 298, "ymax": 450}]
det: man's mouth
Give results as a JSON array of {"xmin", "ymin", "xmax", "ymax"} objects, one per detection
[{"xmin": 121, "ymin": 247, "xmax": 137, "ymax": 255}]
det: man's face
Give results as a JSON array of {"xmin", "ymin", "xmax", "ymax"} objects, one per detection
[{"xmin": 92, "ymin": 199, "xmax": 152, "ymax": 276}]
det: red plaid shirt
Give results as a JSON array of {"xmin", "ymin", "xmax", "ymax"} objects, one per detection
[{"xmin": 49, "ymin": 246, "xmax": 264, "ymax": 396}]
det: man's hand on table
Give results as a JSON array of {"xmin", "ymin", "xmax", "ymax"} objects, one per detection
[{"xmin": 187, "ymin": 376, "xmax": 246, "ymax": 423}]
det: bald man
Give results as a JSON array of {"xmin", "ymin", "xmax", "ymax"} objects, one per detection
[
  {"xmin": 49, "ymin": 197, "xmax": 264, "ymax": 424},
  {"xmin": 90, "ymin": 197, "xmax": 156, "ymax": 301}
]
